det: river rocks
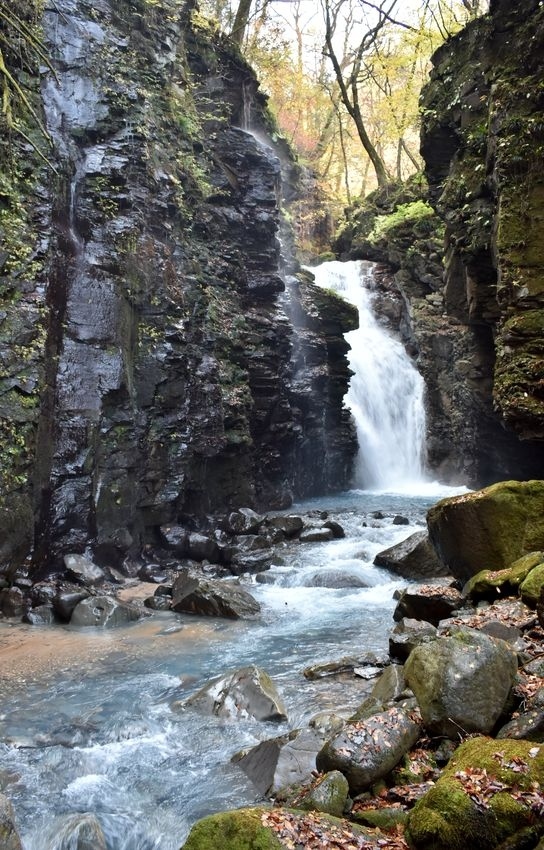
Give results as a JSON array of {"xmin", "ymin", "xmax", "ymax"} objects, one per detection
[
  {"xmin": 70, "ymin": 596, "xmax": 143, "ymax": 627},
  {"xmin": 462, "ymin": 550, "xmax": 544, "ymax": 601},
  {"xmin": 64, "ymin": 554, "xmax": 104, "ymax": 585},
  {"xmin": 158, "ymin": 525, "xmax": 187, "ymax": 555},
  {"xmin": 235, "ymin": 735, "xmax": 290, "ymax": 795},
  {"xmin": 374, "ymin": 530, "xmax": 447, "ymax": 579},
  {"xmin": 303, "ymin": 570, "xmax": 368, "ymax": 588},
  {"xmin": 23, "ymin": 604, "xmax": 56, "ymax": 626},
  {"xmin": 316, "ymin": 707, "xmax": 422, "ymax": 794},
  {"xmin": 267, "ymin": 515, "xmax": 304, "ymax": 537},
  {"xmin": 404, "ymin": 628, "xmax": 518, "ymax": 738},
  {"xmin": 186, "ymin": 533, "xmax": 221, "ymax": 563},
  {"xmin": 0, "ymin": 794, "xmax": 23, "ymax": 850},
  {"xmin": 170, "ymin": 569, "xmax": 260, "ymax": 619},
  {"xmin": 427, "ymin": 481, "xmax": 544, "ymax": 581},
  {"xmin": 52, "ymin": 584, "xmax": 91, "ymax": 621},
  {"xmin": 294, "ymin": 771, "xmax": 349, "ymax": 817},
  {"xmin": 224, "ymin": 508, "xmax": 264, "ymax": 535},
  {"xmin": 299, "ymin": 527, "xmax": 335, "ymax": 543},
  {"xmin": 303, "ymin": 652, "xmax": 389, "ymax": 680},
  {"xmin": 181, "ymin": 807, "xmax": 384, "ymax": 850},
  {"xmin": 405, "ymin": 738, "xmax": 544, "ymax": 850},
  {"xmin": 389, "ymin": 618, "xmax": 438, "ymax": 662},
  {"xmin": 237, "ymin": 728, "xmax": 325, "ymax": 794},
  {"xmin": 183, "ymin": 665, "xmax": 287, "ymax": 723},
  {"xmin": 393, "ymin": 583, "xmax": 463, "ymax": 626},
  {"xmin": 0, "ymin": 588, "xmax": 24, "ymax": 619},
  {"xmin": 519, "ymin": 562, "xmax": 544, "ymax": 608},
  {"xmin": 47, "ymin": 813, "xmax": 107, "ymax": 850},
  {"xmin": 497, "ymin": 705, "xmax": 544, "ymax": 742}
]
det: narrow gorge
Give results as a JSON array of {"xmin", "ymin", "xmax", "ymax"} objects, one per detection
[{"xmin": 1, "ymin": 0, "xmax": 544, "ymax": 849}]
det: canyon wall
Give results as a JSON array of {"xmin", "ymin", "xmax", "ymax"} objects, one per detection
[
  {"xmin": 0, "ymin": 0, "xmax": 356, "ymax": 577},
  {"xmin": 336, "ymin": 0, "xmax": 544, "ymax": 486}
]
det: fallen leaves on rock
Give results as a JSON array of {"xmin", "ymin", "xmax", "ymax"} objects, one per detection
[
  {"xmin": 261, "ymin": 809, "xmax": 409, "ymax": 850},
  {"xmin": 513, "ymin": 672, "xmax": 543, "ymax": 704},
  {"xmin": 444, "ymin": 600, "xmax": 536, "ymax": 632},
  {"xmin": 454, "ymin": 763, "xmax": 544, "ymax": 817}
]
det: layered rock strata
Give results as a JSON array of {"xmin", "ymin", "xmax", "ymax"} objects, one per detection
[{"xmin": 0, "ymin": 0, "xmax": 356, "ymax": 577}]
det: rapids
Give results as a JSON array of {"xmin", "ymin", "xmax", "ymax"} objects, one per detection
[{"xmin": 0, "ymin": 487, "xmax": 463, "ymax": 850}]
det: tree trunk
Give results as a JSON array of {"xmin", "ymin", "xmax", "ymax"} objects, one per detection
[{"xmin": 231, "ymin": 0, "xmax": 253, "ymax": 47}]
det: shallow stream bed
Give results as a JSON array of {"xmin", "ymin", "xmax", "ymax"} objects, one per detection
[{"xmin": 0, "ymin": 486, "xmax": 460, "ymax": 850}]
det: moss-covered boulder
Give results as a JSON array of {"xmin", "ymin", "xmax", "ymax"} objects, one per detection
[
  {"xmin": 427, "ymin": 481, "xmax": 544, "ymax": 581},
  {"xmin": 520, "ymin": 563, "xmax": 544, "ymax": 608},
  {"xmin": 405, "ymin": 738, "xmax": 544, "ymax": 850},
  {"xmin": 180, "ymin": 806, "xmax": 385, "ymax": 849},
  {"xmin": 404, "ymin": 628, "xmax": 518, "ymax": 739},
  {"xmin": 462, "ymin": 551, "xmax": 544, "ymax": 601},
  {"xmin": 293, "ymin": 771, "xmax": 349, "ymax": 817}
]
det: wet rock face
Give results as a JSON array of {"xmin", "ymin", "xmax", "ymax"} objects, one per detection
[
  {"xmin": 0, "ymin": 0, "xmax": 356, "ymax": 577},
  {"xmin": 420, "ymin": 0, "xmax": 544, "ymax": 469}
]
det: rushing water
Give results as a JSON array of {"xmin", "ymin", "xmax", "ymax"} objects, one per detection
[
  {"xmin": 311, "ymin": 260, "xmax": 427, "ymax": 490},
  {"xmin": 0, "ymin": 488, "xmax": 468, "ymax": 850}
]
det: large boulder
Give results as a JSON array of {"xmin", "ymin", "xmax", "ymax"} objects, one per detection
[
  {"xmin": 404, "ymin": 627, "xmax": 518, "ymax": 738},
  {"xmin": 405, "ymin": 738, "xmax": 544, "ymax": 850},
  {"xmin": 70, "ymin": 596, "xmax": 143, "ymax": 627},
  {"xmin": 0, "ymin": 794, "xmax": 23, "ymax": 850},
  {"xmin": 183, "ymin": 665, "xmax": 287, "ymax": 722},
  {"xmin": 393, "ymin": 584, "xmax": 463, "ymax": 626},
  {"xmin": 316, "ymin": 707, "xmax": 421, "ymax": 794},
  {"xmin": 237, "ymin": 728, "xmax": 325, "ymax": 794},
  {"xmin": 374, "ymin": 531, "xmax": 448, "ymax": 579},
  {"xmin": 427, "ymin": 480, "xmax": 544, "ymax": 582},
  {"xmin": 171, "ymin": 569, "xmax": 260, "ymax": 619}
]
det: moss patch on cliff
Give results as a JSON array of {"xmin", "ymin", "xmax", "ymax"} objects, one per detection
[
  {"xmin": 0, "ymin": 0, "xmax": 48, "ymax": 535},
  {"xmin": 421, "ymin": 0, "xmax": 544, "ymax": 441}
]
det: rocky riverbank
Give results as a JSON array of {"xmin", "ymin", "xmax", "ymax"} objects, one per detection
[
  {"xmin": 176, "ymin": 480, "xmax": 544, "ymax": 850},
  {"xmin": 1, "ymin": 480, "xmax": 543, "ymax": 849}
]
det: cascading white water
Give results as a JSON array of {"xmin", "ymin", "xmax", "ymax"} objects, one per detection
[{"xmin": 312, "ymin": 260, "xmax": 427, "ymax": 490}]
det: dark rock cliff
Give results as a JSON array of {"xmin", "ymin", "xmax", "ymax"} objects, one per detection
[
  {"xmin": 420, "ymin": 0, "xmax": 544, "ymax": 479},
  {"xmin": 0, "ymin": 0, "xmax": 356, "ymax": 577},
  {"xmin": 336, "ymin": 0, "xmax": 544, "ymax": 486}
]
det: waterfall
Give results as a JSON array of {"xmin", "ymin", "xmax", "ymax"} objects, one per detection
[{"xmin": 312, "ymin": 260, "xmax": 427, "ymax": 491}]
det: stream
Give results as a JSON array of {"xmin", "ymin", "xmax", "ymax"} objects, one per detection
[{"xmin": 0, "ymin": 487, "xmax": 461, "ymax": 850}]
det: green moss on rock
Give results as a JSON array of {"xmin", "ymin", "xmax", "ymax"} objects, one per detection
[
  {"xmin": 180, "ymin": 806, "xmax": 381, "ymax": 850},
  {"xmin": 405, "ymin": 738, "xmax": 544, "ymax": 850},
  {"xmin": 519, "ymin": 562, "xmax": 544, "ymax": 607},
  {"xmin": 462, "ymin": 550, "xmax": 544, "ymax": 600},
  {"xmin": 427, "ymin": 480, "xmax": 544, "ymax": 581},
  {"xmin": 181, "ymin": 809, "xmax": 283, "ymax": 850}
]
